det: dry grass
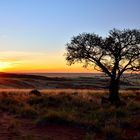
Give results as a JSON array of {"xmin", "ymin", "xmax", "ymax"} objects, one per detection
[{"xmin": 0, "ymin": 89, "xmax": 139, "ymax": 140}]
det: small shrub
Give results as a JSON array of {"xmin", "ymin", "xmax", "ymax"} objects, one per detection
[
  {"xmin": 97, "ymin": 108, "xmax": 116, "ymax": 122},
  {"xmin": 46, "ymin": 96, "xmax": 62, "ymax": 107},
  {"xmin": 29, "ymin": 89, "xmax": 41, "ymax": 96},
  {"xmin": 119, "ymin": 118, "xmax": 132, "ymax": 129},
  {"xmin": 27, "ymin": 97, "xmax": 44, "ymax": 105},
  {"xmin": 103, "ymin": 125, "xmax": 123, "ymax": 140},
  {"xmin": 16, "ymin": 135, "xmax": 36, "ymax": 140},
  {"xmin": 36, "ymin": 111, "xmax": 70, "ymax": 126},
  {"xmin": 18, "ymin": 107, "xmax": 38, "ymax": 119},
  {"xmin": 128, "ymin": 101, "xmax": 140, "ymax": 112},
  {"xmin": 115, "ymin": 108, "xmax": 128, "ymax": 118},
  {"xmin": 0, "ymin": 96, "xmax": 19, "ymax": 106},
  {"xmin": 27, "ymin": 96, "xmax": 61, "ymax": 108},
  {"xmin": 0, "ymin": 96, "xmax": 21, "ymax": 113},
  {"xmin": 131, "ymin": 117, "xmax": 140, "ymax": 129},
  {"xmin": 16, "ymin": 135, "xmax": 52, "ymax": 140},
  {"xmin": 8, "ymin": 119, "xmax": 21, "ymax": 136},
  {"xmin": 133, "ymin": 134, "xmax": 140, "ymax": 140},
  {"xmin": 83, "ymin": 133, "xmax": 95, "ymax": 140},
  {"xmin": 0, "ymin": 103, "xmax": 18, "ymax": 113}
]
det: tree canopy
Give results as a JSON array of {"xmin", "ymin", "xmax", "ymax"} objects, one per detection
[
  {"xmin": 66, "ymin": 29, "xmax": 140, "ymax": 79},
  {"xmin": 65, "ymin": 29, "xmax": 140, "ymax": 103}
]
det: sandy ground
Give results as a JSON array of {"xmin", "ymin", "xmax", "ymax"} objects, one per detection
[{"xmin": 0, "ymin": 113, "xmax": 87, "ymax": 140}]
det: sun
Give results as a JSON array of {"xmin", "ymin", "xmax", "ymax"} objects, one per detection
[{"xmin": 0, "ymin": 62, "xmax": 13, "ymax": 71}]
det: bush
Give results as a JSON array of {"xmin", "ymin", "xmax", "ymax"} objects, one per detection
[
  {"xmin": 83, "ymin": 133, "xmax": 95, "ymax": 140},
  {"xmin": 18, "ymin": 107, "xmax": 38, "ymax": 119},
  {"xmin": 27, "ymin": 97, "xmax": 44, "ymax": 105},
  {"xmin": 128, "ymin": 101, "xmax": 140, "ymax": 112},
  {"xmin": 0, "ymin": 96, "xmax": 19, "ymax": 106},
  {"xmin": 103, "ymin": 125, "xmax": 123, "ymax": 140},
  {"xmin": 115, "ymin": 108, "xmax": 128, "ymax": 118},
  {"xmin": 36, "ymin": 111, "xmax": 71, "ymax": 126},
  {"xmin": 27, "ymin": 96, "xmax": 61, "ymax": 108},
  {"xmin": 0, "ymin": 96, "xmax": 21, "ymax": 113},
  {"xmin": 119, "ymin": 118, "xmax": 132, "ymax": 129}
]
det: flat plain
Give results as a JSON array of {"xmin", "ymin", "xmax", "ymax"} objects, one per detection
[{"xmin": 0, "ymin": 73, "xmax": 139, "ymax": 140}]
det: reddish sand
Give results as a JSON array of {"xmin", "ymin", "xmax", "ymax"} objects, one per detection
[
  {"xmin": 0, "ymin": 113, "xmax": 139, "ymax": 140},
  {"xmin": 0, "ymin": 113, "xmax": 87, "ymax": 140}
]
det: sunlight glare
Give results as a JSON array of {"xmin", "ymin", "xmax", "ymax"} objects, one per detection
[{"xmin": 0, "ymin": 62, "xmax": 13, "ymax": 71}]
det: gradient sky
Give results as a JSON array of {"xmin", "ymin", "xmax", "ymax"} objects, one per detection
[{"xmin": 0, "ymin": 0, "xmax": 140, "ymax": 72}]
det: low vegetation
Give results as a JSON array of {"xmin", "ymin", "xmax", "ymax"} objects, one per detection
[{"xmin": 0, "ymin": 89, "xmax": 139, "ymax": 140}]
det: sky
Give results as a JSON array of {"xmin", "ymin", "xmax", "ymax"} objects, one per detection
[{"xmin": 0, "ymin": 0, "xmax": 140, "ymax": 73}]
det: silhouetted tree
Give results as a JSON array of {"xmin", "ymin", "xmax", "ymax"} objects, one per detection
[{"xmin": 65, "ymin": 29, "xmax": 140, "ymax": 104}]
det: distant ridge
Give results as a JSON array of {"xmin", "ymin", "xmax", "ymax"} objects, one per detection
[
  {"xmin": 0, "ymin": 72, "xmax": 139, "ymax": 90},
  {"xmin": 0, "ymin": 72, "xmax": 67, "ymax": 81}
]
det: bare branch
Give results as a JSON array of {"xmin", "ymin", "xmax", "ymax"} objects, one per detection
[{"xmin": 65, "ymin": 29, "xmax": 140, "ymax": 80}]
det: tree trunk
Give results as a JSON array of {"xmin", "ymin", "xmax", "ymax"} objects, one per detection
[{"xmin": 109, "ymin": 78, "xmax": 120, "ymax": 104}]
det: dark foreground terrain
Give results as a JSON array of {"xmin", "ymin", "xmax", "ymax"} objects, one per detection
[
  {"xmin": 0, "ymin": 90, "xmax": 140, "ymax": 140},
  {"xmin": 0, "ymin": 73, "xmax": 139, "ymax": 140}
]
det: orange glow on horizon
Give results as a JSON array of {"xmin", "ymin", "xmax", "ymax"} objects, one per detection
[
  {"xmin": 0, "ymin": 51, "xmax": 96, "ymax": 73},
  {"xmin": 0, "ymin": 62, "xmax": 14, "ymax": 71},
  {"xmin": 2, "ymin": 64, "xmax": 95, "ymax": 73}
]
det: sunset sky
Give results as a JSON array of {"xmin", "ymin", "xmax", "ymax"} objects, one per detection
[{"xmin": 0, "ymin": 0, "xmax": 140, "ymax": 73}]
